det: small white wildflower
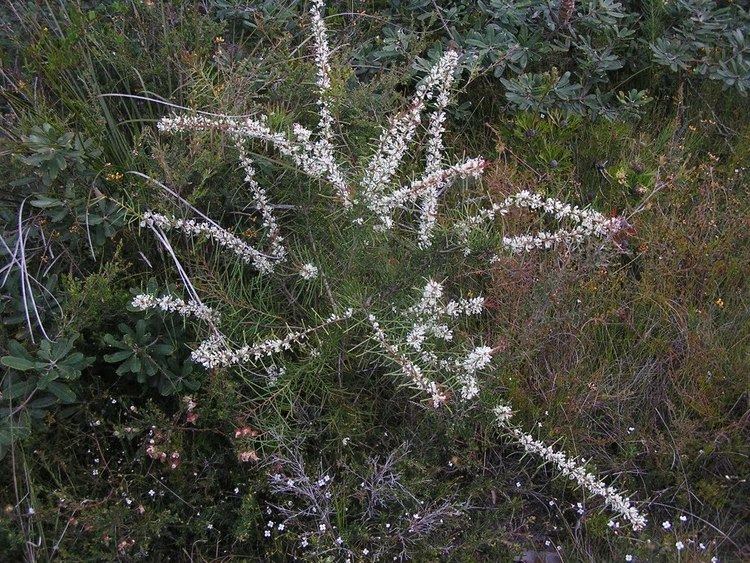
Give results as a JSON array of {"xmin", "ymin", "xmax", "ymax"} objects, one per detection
[
  {"xmin": 662, "ymin": 521, "xmax": 671, "ymax": 530},
  {"xmin": 264, "ymin": 530, "xmax": 271, "ymax": 538},
  {"xmin": 679, "ymin": 515, "xmax": 687, "ymax": 522},
  {"xmin": 675, "ymin": 541, "xmax": 685, "ymax": 551},
  {"xmin": 299, "ymin": 263, "xmax": 319, "ymax": 280},
  {"xmin": 625, "ymin": 556, "xmax": 633, "ymax": 562},
  {"xmin": 319, "ymin": 523, "xmax": 326, "ymax": 532}
]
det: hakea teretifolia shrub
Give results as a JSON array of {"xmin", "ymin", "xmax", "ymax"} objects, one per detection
[{"xmin": 130, "ymin": 0, "xmax": 645, "ymax": 533}]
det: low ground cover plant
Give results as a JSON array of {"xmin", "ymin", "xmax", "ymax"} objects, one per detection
[{"xmin": 1, "ymin": 0, "xmax": 748, "ymax": 560}]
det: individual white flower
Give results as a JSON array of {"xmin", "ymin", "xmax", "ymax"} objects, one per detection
[
  {"xmin": 663, "ymin": 521, "xmax": 672, "ymax": 530},
  {"xmin": 676, "ymin": 541, "xmax": 685, "ymax": 551}
]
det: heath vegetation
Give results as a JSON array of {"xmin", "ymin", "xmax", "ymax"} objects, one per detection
[{"xmin": 0, "ymin": 0, "xmax": 748, "ymax": 561}]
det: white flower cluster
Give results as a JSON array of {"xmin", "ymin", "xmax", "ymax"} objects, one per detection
[
  {"xmin": 141, "ymin": 211, "xmax": 278, "ymax": 274},
  {"xmin": 190, "ymin": 309, "xmax": 354, "ymax": 369},
  {"xmin": 158, "ymin": 114, "xmax": 350, "ymax": 204},
  {"xmin": 310, "ymin": 0, "xmax": 332, "ymax": 110},
  {"xmin": 235, "ymin": 142, "xmax": 286, "ymax": 262},
  {"xmin": 156, "ymin": 9, "xmax": 484, "ymax": 246},
  {"xmin": 493, "ymin": 404, "xmax": 513, "ymax": 424},
  {"xmin": 455, "ymin": 189, "xmax": 626, "ymax": 255},
  {"xmin": 494, "ymin": 403, "xmax": 648, "ymax": 531},
  {"xmin": 156, "ymin": 0, "xmax": 353, "ymax": 209},
  {"xmin": 308, "ymin": 0, "xmax": 351, "ymax": 206},
  {"xmin": 405, "ymin": 281, "xmax": 488, "ymax": 401},
  {"xmin": 265, "ymin": 364, "xmax": 286, "ymax": 386},
  {"xmin": 406, "ymin": 280, "xmax": 484, "ymax": 351},
  {"xmin": 419, "ymin": 49, "xmax": 457, "ymax": 248},
  {"xmin": 299, "ymin": 263, "xmax": 319, "ymax": 280},
  {"xmin": 367, "ymin": 313, "xmax": 447, "ymax": 407},
  {"xmin": 368, "ymin": 280, "xmax": 490, "ymax": 404},
  {"xmin": 358, "ymin": 49, "xmax": 485, "ymax": 240},
  {"xmin": 461, "ymin": 345, "xmax": 493, "ymax": 373},
  {"xmin": 131, "ymin": 293, "xmax": 220, "ymax": 324},
  {"xmin": 384, "ymin": 157, "xmax": 486, "ymax": 224},
  {"xmin": 457, "ymin": 345, "xmax": 492, "ymax": 399}
]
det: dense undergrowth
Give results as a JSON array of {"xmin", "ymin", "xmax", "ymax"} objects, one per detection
[{"xmin": 1, "ymin": 1, "xmax": 748, "ymax": 561}]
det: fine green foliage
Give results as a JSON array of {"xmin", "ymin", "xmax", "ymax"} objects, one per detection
[{"xmin": 0, "ymin": 1, "xmax": 748, "ymax": 561}]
